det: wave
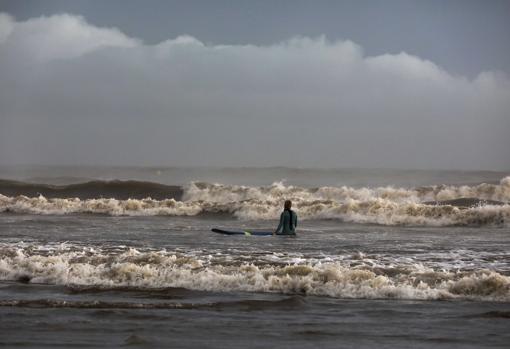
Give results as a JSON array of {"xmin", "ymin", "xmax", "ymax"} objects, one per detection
[
  {"xmin": 0, "ymin": 296, "xmax": 307, "ymax": 311},
  {"xmin": 182, "ymin": 176, "xmax": 510, "ymax": 203},
  {"xmin": 0, "ymin": 177, "xmax": 509, "ymax": 226},
  {"xmin": 0, "ymin": 299, "xmax": 198, "ymax": 309},
  {"xmin": 0, "ymin": 179, "xmax": 183, "ymax": 200},
  {"xmin": 0, "ymin": 246, "xmax": 508, "ymax": 302},
  {"xmin": 1, "ymin": 193, "xmax": 508, "ymax": 226}
]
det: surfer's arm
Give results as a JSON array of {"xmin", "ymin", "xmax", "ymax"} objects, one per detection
[{"xmin": 274, "ymin": 213, "xmax": 284, "ymax": 235}]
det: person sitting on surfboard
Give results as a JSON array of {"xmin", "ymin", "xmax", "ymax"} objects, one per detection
[{"xmin": 273, "ymin": 200, "xmax": 297, "ymax": 235}]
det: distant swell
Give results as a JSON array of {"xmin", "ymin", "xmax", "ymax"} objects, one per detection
[{"xmin": 0, "ymin": 176, "xmax": 509, "ymax": 226}]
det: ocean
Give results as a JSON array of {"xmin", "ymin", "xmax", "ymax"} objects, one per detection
[{"xmin": 0, "ymin": 166, "xmax": 509, "ymax": 348}]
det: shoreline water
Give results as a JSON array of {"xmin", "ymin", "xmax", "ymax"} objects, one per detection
[{"xmin": 2, "ymin": 289, "xmax": 508, "ymax": 348}]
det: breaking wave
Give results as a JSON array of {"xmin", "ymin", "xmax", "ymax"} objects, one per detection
[
  {"xmin": 0, "ymin": 245, "xmax": 508, "ymax": 302},
  {"xmin": 0, "ymin": 176, "xmax": 509, "ymax": 226}
]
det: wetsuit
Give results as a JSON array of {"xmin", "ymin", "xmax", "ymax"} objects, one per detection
[{"xmin": 274, "ymin": 209, "xmax": 297, "ymax": 235}]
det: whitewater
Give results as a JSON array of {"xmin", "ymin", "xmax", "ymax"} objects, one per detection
[{"xmin": 1, "ymin": 176, "xmax": 509, "ymax": 226}]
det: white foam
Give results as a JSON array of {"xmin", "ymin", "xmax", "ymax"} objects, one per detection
[{"xmin": 1, "ymin": 245, "xmax": 509, "ymax": 301}]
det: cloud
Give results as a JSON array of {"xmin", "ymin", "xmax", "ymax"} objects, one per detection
[
  {"xmin": 0, "ymin": 13, "xmax": 509, "ymax": 169},
  {"xmin": 0, "ymin": 13, "xmax": 138, "ymax": 62},
  {"xmin": 0, "ymin": 13, "xmax": 13, "ymax": 43}
]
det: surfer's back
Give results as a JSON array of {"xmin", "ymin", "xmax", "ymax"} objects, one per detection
[{"xmin": 279, "ymin": 209, "xmax": 297, "ymax": 234}]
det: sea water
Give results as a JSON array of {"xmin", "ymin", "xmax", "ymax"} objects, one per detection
[{"xmin": 0, "ymin": 166, "xmax": 509, "ymax": 348}]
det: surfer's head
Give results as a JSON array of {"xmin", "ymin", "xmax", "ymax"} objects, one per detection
[{"xmin": 284, "ymin": 200, "xmax": 292, "ymax": 210}]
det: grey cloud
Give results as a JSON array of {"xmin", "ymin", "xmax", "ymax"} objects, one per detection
[{"xmin": 0, "ymin": 13, "xmax": 509, "ymax": 170}]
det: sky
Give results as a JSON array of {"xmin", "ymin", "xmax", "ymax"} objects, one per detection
[{"xmin": 0, "ymin": 0, "xmax": 509, "ymax": 170}]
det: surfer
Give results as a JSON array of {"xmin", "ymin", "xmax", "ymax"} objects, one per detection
[{"xmin": 273, "ymin": 200, "xmax": 297, "ymax": 235}]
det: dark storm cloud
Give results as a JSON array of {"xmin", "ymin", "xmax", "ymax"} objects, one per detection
[{"xmin": 0, "ymin": 13, "xmax": 509, "ymax": 169}]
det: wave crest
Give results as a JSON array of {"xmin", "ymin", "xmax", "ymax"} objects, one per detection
[{"xmin": 184, "ymin": 176, "xmax": 510, "ymax": 203}]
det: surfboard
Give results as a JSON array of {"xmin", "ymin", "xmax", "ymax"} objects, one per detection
[{"xmin": 211, "ymin": 228, "xmax": 273, "ymax": 236}]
